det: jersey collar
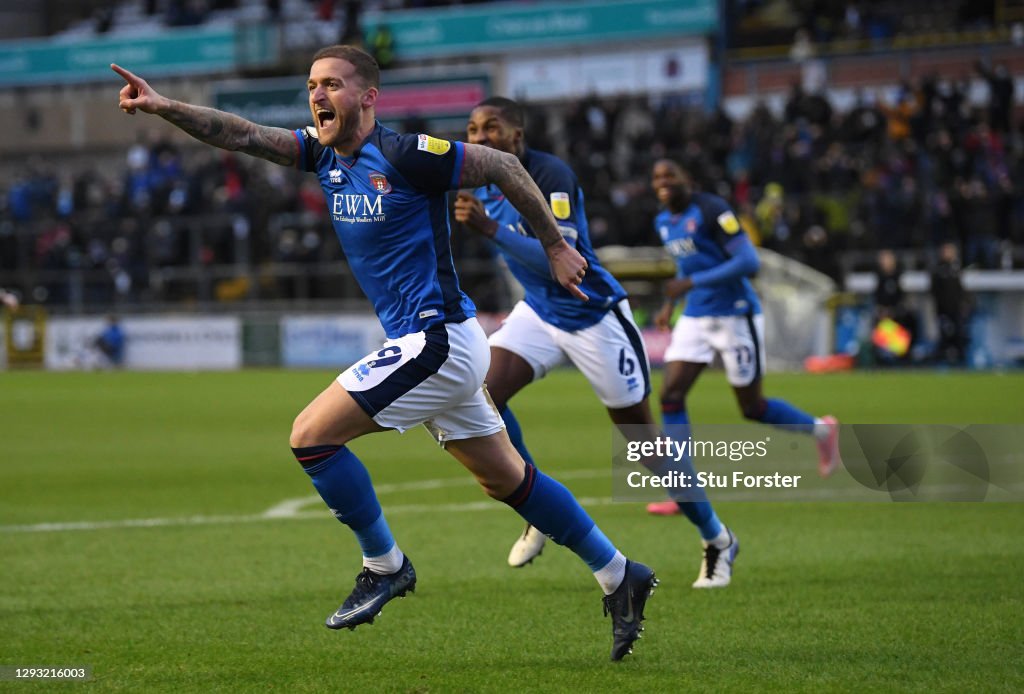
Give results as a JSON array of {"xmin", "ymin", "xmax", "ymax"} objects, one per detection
[{"xmin": 334, "ymin": 121, "xmax": 382, "ymax": 168}]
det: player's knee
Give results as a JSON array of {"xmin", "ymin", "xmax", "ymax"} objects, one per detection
[
  {"xmin": 740, "ymin": 399, "xmax": 767, "ymax": 421},
  {"xmin": 289, "ymin": 411, "xmax": 323, "ymax": 449},
  {"xmin": 477, "ymin": 478, "xmax": 511, "ymax": 500},
  {"xmin": 475, "ymin": 464, "xmax": 523, "ymax": 499},
  {"xmin": 481, "ymin": 458, "xmax": 528, "ymax": 500}
]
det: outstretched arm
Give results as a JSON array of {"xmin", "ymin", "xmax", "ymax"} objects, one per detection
[
  {"xmin": 459, "ymin": 143, "xmax": 588, "ymax": 300},
  {"xmin": 112, "ymin": 64, "xmax": 298, "ymax": 167}
]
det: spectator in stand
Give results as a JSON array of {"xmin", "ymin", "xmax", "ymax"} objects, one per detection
[
  {"xmin": 841, "ymin": 90, "xmax": 886, "ymax": 146},
  {"xmin": 340, "ymin": 1, "xmax": 365, "ymax": 46},
  {"xmin": 881, "ymin": 83, "xmax": 918, "ymax": 142},
  {"xmin": 952, "ymin": 177, "xmax": 1000, "ymax": 269},
  {"xmin": 800, "ymin": 225, "xmax": 842, "ymax": 283},
  {"xmin": 930, "ymin": 242, "xmax": 970, "ymax": 365},
  {"xmin": 755, "ymin": 182, "xmax": 787, "ymax": 248},
  {"xmin": 2, "ymin": 66, "xmax": 1022, "ymax": 310},
  {"xmin": 789, "ymin": 27, "xmax": 816, "ymax": 62},
  {"xmin": 369, "ymin": 23, "xmax": 395, "ymax": 69},
  {"xmin": 166, "ymin": 0, "xmax": 208, "ymax": 26}
]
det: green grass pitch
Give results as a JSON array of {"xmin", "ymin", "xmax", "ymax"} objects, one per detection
[{"xmin": 1, "ymin": 369, "xmax": 1023, "ymax": 692}]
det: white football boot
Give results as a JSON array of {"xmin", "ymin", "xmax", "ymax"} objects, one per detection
[
  {"xmin": 692, "ymin": 527, "xmax": 739, "ymax": 588},
  {"xmin": 507, "ymin": 523, "xmax": 547, "ymax": 567}
]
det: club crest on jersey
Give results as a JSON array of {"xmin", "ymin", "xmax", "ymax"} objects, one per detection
[
  {"xmin": 329, "ymin": 169, "xmax": 343, "ymax": 184},
  {"xmin": 369, "ymin": 172, "xmax": 392, "ymax": 194},
  {"xmin": 417, "ymin": 134, "xmax": 451, "ymax": 155},
  {"xmin": 550, "ymin": 192, "xmax": 571, "ymax": 220}
]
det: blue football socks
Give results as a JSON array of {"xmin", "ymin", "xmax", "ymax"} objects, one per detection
[
  {"xmin": 755, "ymin": 398, "xmax": 816, "ymax": 434},
  {"xmin": 659, "ymin": 402, "xmax": 724, "ymax": 541},
  {"xmin": 293, "ymin": 445, "xmax": 397, "ymax": 561},
  {"xmin": 501, "ymin": 463, "xmax": 616, "ymax": 572}
]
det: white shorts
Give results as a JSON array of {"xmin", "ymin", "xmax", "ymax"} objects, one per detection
[
  {"xmin": 488, "ymin": 299, "xmax": 651, "ymax": 409},
  {"xmin": 664, "ymin": 313, "xmax": 766, "ymax": 387},
  {"xmin": 337, "ymin": 318, "xmax": 504, "ymax": 443}
]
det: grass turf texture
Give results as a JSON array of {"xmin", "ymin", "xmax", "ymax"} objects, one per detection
[{"xmin": 1, "ymin": 369, "xmax": 1022, "ymax": 692}]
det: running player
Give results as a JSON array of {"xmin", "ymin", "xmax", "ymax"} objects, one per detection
[
  {"xmin": 455, "ymin": 97, "xmax": 738, "ymax": 588},
  {"xmin": 112, "ymin": 47, "xmax": 655, "ymax": 661},
  {"xmin": 646, "ymin": 159, "xmax": 840, "ymax": 519}
]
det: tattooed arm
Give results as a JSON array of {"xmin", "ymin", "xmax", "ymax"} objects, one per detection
[
  {"xmin": 461, "ymin": 143, "xmax": 588, "ymax": 299},
  {"xmin": 112, "ymin": 64, "xmax": 297, "ymax": 167}
]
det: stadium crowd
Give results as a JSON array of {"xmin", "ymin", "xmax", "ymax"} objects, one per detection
[{"xmin": 0, "ymin": 69, "xmax": 1021, "ymax": 306}]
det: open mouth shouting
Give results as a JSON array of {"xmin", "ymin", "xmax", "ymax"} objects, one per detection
[{"xmin": 315, "ymin": 105, "xmax": 337, "ymax": 133}]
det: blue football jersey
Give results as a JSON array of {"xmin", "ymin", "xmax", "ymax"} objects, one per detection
[
  {"xmin": 655, "ymin": 192, "xmax": 761, "ymax": 317},
  {"xmin": 294, "ymin": 123, "xmax": 476, "ymax": 338},
  {"xmin": 472, "ymin": 148, "xmax": 625, "ymax": 331}
]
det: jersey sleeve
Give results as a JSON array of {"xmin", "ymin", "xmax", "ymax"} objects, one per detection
[
  {"xmin": 529, "ymin": 159, "xmax": 581, "ymax": 244},
  {"xmin": 690, "ymin": 196, "xmax": 759, "ymax": 287},
  {"xmin": 380, "ymin": 132, "xmax": 466, "ymax": 193},
  {"xmin": 703, "ymin": 195, "xmax": 748, "ymax": 254},
  {"xmin": 293, "ymin": 126, "xmax": 326, "ymax": 173}
]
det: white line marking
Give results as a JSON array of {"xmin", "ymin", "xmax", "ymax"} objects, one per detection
[
  {"xmin": 261, "ymin": 468, "xmax": 608, "ymax": 518},
  {"xmin": 0, "ymin": 471, "xmax": 612, "ymax": 534},
  {"xmin": 0, "ymin": 497, "xmax": 616, "ymax": 534},
  {"xmin": 0, "ymin": 474, "xmax": 1014, "ymax": 535}
]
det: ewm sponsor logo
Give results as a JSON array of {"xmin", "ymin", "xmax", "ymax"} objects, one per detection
[
  {"xmin": 664, "ymin": 236, "xmax": 696, "ymax": 257},
  {"xmin": 331, "ymin": 193, "xmax": 385, "ymax": 222}
]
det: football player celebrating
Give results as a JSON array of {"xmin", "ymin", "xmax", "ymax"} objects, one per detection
[
  {"xmin": 647, "ymin": 159, "xmax": 841, "ymax": 526},
  {"xmin": 113, "ymin": 47, "xmax": 655, "ymax": 661},
  {"xmin": 456, "ymin": 98, "xmax": 739, "ymax": 588}
]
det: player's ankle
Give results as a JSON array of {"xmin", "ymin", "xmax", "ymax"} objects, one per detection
[
  {"xmin": 363, "ymin": 544, "xmax": 405, "ymax": 574},
  {"xmin": 706, "ymin": 526, "xmax": 731, "ymax": 550}
]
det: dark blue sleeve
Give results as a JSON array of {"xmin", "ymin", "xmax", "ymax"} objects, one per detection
[
  {"xmin": 690, "ymin": 237, "xmax": 760, "ymax": 287},
  {"xmin": 293, "ymin": 127, "xmax": 324, "ymax": 173},
  {"xmin": 380, "ymin": 132, "xmax": 465, "ymax": 193},
  {"xmin": 528, "ymin": 155, "xmax": 581, "ymax": 243},
  {"xmin": 691, "ymin": 197, "xmax": 760, "ymax": 287}
]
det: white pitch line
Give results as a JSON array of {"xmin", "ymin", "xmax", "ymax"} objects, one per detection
[
  {"xmin": 261, "ymin": 468, "xmax": 609, "ymax": 518},
  {"xmin": 0, "ymin": 513, "xmax": 276, "ymax": 533},
  {"xmin": 1, "ymin": 477, "xmax": 1015, "ymax": 535},
  {"xmin": 0, "ymin": 470, "xmax": 612, "ymax": 534},
  {"xmin": 0, "ymin": 496, "xmax": 614, "ymax": 534}
]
